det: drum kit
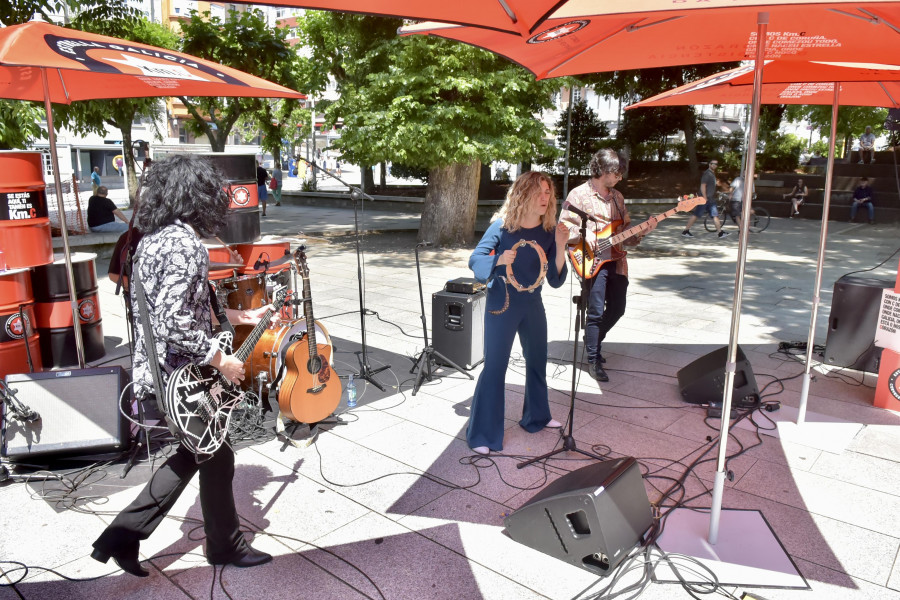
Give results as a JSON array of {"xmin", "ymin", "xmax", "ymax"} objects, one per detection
[{"xmin": 205, "ymin": 237, "xmax": 332, "ymax": 409}]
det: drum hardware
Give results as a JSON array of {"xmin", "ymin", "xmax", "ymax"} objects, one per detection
[{"xmin": 209, "ymin": 262, "xmax": 246, "ymax": 270}]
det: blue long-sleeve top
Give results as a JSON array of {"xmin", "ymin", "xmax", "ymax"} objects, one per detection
[{"xmin": 469, "ymin": 219, "xmax": 567, "ymax": 309}]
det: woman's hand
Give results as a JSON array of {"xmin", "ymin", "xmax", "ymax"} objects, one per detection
[
  {"xmin": 555, "ymin": 221, "xmax": 570, "ymax": 250},
  {"xmin": 496, "ymin": 249, "xmax": 517, "ymax": 266}
]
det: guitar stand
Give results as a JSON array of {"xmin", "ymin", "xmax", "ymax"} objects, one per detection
[
  {"xmin": 409, "ymin": 243, "xmax": 472, "ymax": 395},
  {"xmin": 121, "ymin": 395, "xmax": 177, "ymax": 478},
  {"xmin": 518, "ymin": 213, "xmax": 605, "ymax": 469}
]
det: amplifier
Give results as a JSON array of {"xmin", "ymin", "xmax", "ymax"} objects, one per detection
[
  {"xmin": 432, "ymin": 289, "xmax": 485, "ymax": 370},
  {"xmin": 444, "ymin": 277, "xmax": 485, "ymax": 295},
  {"xmin": 2, "ymin": 366, "xmax": 130, "ymax": 460},
  {"xmin": 824, "ymin": 275, "xmax": 893, "ymax": 373}
]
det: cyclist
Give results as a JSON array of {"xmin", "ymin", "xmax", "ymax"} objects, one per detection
[{"xmin": 726, "ymin": 174, "xmax": 745, "ymax": 230}]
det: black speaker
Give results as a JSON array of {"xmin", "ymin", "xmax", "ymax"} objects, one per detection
[
  {"xmin": 2, "ymin": 366, "xmax": 130, "ymax": 461},
  {"xmin": 677, "ymin": 345, "xmax": 759, "ymax": 407},
  {"xmin": 504, "ymin": 457, "xmax": 651, "ymax": 576},
  {"xmin": 431, "ymin": 289, "xmax": 485, "ymax": 370},
  {"xmin": 824, "ymin": 275, "xmax": 893, "ymax": 373}
]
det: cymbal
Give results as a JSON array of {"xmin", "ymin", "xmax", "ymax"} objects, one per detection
[{"xmin": 209, "ymin": 262, "xmax": 245, "ymax": 270}]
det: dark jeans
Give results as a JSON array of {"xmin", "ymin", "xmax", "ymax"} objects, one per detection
[
  {"xmin": 93, "ymin": 440, "xmax": 243, "ymax": 561},
  {"xmin": 584, "ymin": 262, "xmax": 629, "ymax": 365}
]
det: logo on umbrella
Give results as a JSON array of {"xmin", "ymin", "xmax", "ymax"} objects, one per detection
[
  {"xmin": 231, "ymin": 186, "xmax": 251, "ymax": 207},
  {"xmin": 46, "ymin": 34, "xmax": 245, "ymax": 85},
  {"xmin": 78, "ymin": 298, "xmax": 96, "ymax": 322},
  {"xmin": 528, "ymin": 20, "xmax": 589, "ymax": 44}
]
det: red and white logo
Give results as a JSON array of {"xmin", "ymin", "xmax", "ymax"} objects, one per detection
[
  {"xmin": 231, "ymin": 186, "xmax": 251, "ymax": 207},
  {"xmin": 528, "ymin": 20, "xmax": 589, "ymax": 44},
  {"xmin": 5, "ymin": 313, "xmax": 29, "ymax": 339},
  {"xmin": 78, "ymin": 298, "xmax": 97, "ymax": 322}
]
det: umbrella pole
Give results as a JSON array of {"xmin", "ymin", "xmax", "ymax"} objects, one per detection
[
  {"xmin": 41, "ymin": 68, "xmax": 86, "ymax": 368},
  {"xmin": 798, "ymin": 85, "xmax": 840, "ymax": 424},
  {"xmin": 708, "ymin": 12, "xmax": 768, "ymax": 545}
]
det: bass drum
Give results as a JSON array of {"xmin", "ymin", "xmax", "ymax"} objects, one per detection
[{"xmin": 235, "ymin": 318, "xmax": 332, "ymax": 391}]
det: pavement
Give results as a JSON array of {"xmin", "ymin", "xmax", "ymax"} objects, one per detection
[{"xmin": 2, "ymin": 191, "xmax": 900, "ymax": 600}]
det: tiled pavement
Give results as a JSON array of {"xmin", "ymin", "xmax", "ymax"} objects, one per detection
[{"xmin": 3, "ymin": 200, "xmax": 900, "ymax": 599}]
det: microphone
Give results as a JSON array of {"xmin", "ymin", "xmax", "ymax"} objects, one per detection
[
  {"xmin": 417, "ymin": 241, "xmax": 433, "ymax": 248},
  {"xmin": 254, "ymin": 257, "xmax": 268, "ymax": 271},
  {"xmin": 562, "ymin": 201, "xmax": 601, "ymax": 224}
]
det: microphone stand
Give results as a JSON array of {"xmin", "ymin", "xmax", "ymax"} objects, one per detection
[
  {"xmin": 410, "ymin": 242, "xmax": 472, "ymax": 395},
  {"xmin": 518, "ymin": 212, "xmax": 604, "ymax": 469},
  {"xmin": 297, "ymin": 158, "xmax": 389, "ymax": 390}
]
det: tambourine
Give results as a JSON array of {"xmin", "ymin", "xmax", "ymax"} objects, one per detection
[{"xmin": 490, "ymin": 239, "xmax": 549, "ymax": 315}]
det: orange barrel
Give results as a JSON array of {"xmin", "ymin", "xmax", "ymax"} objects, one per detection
[
  {"xmin": 199, "ymin": 154, "xmax": 260, "ymax": 245},
  {"xmin": 31, "ymin": 252, "xmax": 105, "ymax": 368},
  {"xmin": 0, "ymin": 268, "xmax": 42, "ymax": 379},
  {"xmin": 0, "ymin": 152, "xmax": 53, "ymax": 269},
  {"xmin": 204, "ymin": 241, "xmax": 235, "ymax": 265}
]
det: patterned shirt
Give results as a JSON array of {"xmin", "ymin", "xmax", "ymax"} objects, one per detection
[
  {"xmin": 132, "ymin": 221, "xmax": 219, "ymax": 399},
  {"xmin": 561, "ymin": 180, "xmax": 633, "ymax": 277}
]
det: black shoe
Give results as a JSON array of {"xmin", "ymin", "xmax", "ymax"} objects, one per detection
[
  {"xmin": 588, "ymin": 363, "xmax": 609, "ymax": 382},
  {"xmin": 91, "ymin": 548, "xmax": 149, "ymax": 578},
  {"xmin": 208, "ymin": 546, "xmax": 273, "ymax": 568},
  {"xmin": 717, "ymin": 231, "xmax": 730, "ymax": 238},
  {"xmin": 681, "ymin": 230, "xmax": 694, "ymax": 238},
  {"xmin": 597, "ymin": 354, "xmax": 607, "ymax": 364}
]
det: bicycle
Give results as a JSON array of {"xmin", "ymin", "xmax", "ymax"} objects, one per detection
[{"xmin": 704, "ymin": 191, "xmax": 770, "ymax": 233}]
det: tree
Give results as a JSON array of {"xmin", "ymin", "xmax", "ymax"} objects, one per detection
[
  {"xmin": 618, "ymin": 106, "xmax": 684, "ymax": 161},
  {"xmin": 555, "ymin": 99, "xmax": 608, "ymax": 175},
  {"xmin": 52, "ymin": 18, "xmax": 178, "ymax": 204},
  {"xmin": 178, "ymin": 9, "xmax": 303, "ymax": 152},
  {"xmin": 584, "ymin": 63, "xmax": 740, "ymax": 177},
  {"xmin": 784, "ymin": 105, "xmax": 888, "ymax": 159},
  {"xmin": 299, "ymin": 13, "xmax": 557, "ymax": 246}
]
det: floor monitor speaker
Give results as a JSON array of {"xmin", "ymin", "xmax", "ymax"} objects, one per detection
[
  {"xmin": 431, "ymin": 289, "xmax": 485, "ymax": 370},
  {"xmin": 503, "ymin": 457, "xmax": 651, "ymax": 576},
  {"xmin": 824, "ymin": 275, "xmax": 893, "ymax": 373},
  {"xmin": 2, "ymin": 366, "xmax": 130, "ymax": 460},
  {"xmin": 677, "ymin": 345, "xmax": 759, "ymax": 408}
]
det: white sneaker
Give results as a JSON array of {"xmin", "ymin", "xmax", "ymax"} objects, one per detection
[
  {"xmin": 472, "ymin": 446, "xmax": 490, "ymax": 455},
  {"xmin": 546, "ymin": 419, "xmax": 563, "ymax": 429}
]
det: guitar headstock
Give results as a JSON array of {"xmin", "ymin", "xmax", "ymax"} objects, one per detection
[
  {"xmin": 292, "ymin": 246, "xmax": 309, "ymax": 278},
  {"xmin": 676, "ymin": 194, "xmax": 706, "ymax": 212},
  {"xmin": 273, "ymin": 287, "xmax": 288, "ymax": 311}
]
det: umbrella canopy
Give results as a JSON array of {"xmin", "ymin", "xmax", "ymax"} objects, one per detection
[
  {"xmin": 626, "ymin": 61, "xmax": 900, "ymax": 108},
  {"xmin": 0, "ymin": 21, "xmax": 306, "ymax": 103},
  {"xmin": 400, "ymin": 3, "xmax": 900, "ymax": 78},
  {"xmin": 0, "ymin": 21, "xmax": 305, "ymax": 369}
]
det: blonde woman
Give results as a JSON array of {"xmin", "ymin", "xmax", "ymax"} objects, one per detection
[{"xmin": 467, "ymin": 171, "xmax": 569, "ymax": 455}]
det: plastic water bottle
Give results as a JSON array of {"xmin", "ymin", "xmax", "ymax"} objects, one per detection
[{"xmin": 346, "ymin": 374, "xmax": 357, "ymax": 408}]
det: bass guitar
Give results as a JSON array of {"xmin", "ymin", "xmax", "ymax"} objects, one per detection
[
  {"xmin": 277, "ymin": 248, "xmax": 342, "ymax": 423},
  {"xmin": 567, "ymin": 195, "xmax": 704, "ymax": 279},
  {"xmin": 165, "ymin": 287, "xmax": 289, "ymax": 455}
]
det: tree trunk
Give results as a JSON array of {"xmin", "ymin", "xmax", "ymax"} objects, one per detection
[
  {"xmin": 120, "ymin": 128, "xmax": 139, "ymax": 207},
  {"xmin": 682, "ymin": 108, "xmax": 699, "ymax": 178},
  {"xmin": 379, "ymin": 161, "xmax": 387, "ymax": 189},
  {"xmin": 419, "ymin": 160, "xmax": 480, "ymax": 247},
  {"xmin": 360, "ymin": 164, "xmax": 375, "ymax": 194}
]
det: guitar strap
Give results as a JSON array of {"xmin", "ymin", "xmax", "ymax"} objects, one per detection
[
  {"xmin": 208, "ymin": 283, "xmax": 234, "ymax": 336},
  {"xmin": 131, "ymin": 254, "xmax": 180, "ymax": 438}
]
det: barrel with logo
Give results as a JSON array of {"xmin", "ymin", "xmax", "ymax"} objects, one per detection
[
  {"xmin": 31, "ymin": 252, "xmax": 105, "ymax": 368},
  {"xmin": 0, "ymin": 268, "xmax": 42, "ymax": 379},
  {"xmin": 0, "ymin": 152, "xmax": 53, "ymax": 269},
  {"xmin": 200, "ymin": 154, "xmax": 260, "ymax": 245}
]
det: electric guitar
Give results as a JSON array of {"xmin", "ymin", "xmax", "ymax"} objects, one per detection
[
  {"xmin": 278, "ymin": 249, "xmax": 341, "ymax": 423},
  {"xmin": 165, "ymin": 287, "xmax": 288, "ymax": 455},
  {"xmin": 567, "ymin": 195, "xmax": 704, "ymax": 279}
]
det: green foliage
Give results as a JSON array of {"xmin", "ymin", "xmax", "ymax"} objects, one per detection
[
  {"xmin": 389, "ymin": 163, "xmax": 429, "ymax": 183},
  {"xmin": 619, "ymin": 106, "xmax": 685, "ymax": 161},
  {"xmin": 179, "ymin": 9, "xmax": 304, "ymax": 151},
  {"xmin": 784, "ymin": 105, "xmax": 888, "ymax": 157},
  {"xmin": 757, "ymin": 132, "xmax": 805, "ymax": 172},
  {"xmin": 0, "ymin": 101, "xmax": 45, "ymax": 149},
  {"xmin": 555, "ymin": 100, "xmax": 608, "ymax": 175}
]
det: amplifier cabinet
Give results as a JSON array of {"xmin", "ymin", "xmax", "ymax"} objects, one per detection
[
  {"xmin": 432, "ymin": 289, "xmax": 485, "ymax": 370},
  {"xmin": 824, "ymin": 275, "xmax": 894, "ymax": 373},
  {"xmin": 2, "ymin": 366, "xmax": 130, "ymax": 460}
]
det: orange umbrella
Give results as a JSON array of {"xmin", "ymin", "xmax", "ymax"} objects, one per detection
[
  {"xmin": 626, "ymin": 61, "xmax": 900, "ymax": 108},
  {"xmin": 0, "ymin": 21, "xmax": 306, "ymax": 367}
]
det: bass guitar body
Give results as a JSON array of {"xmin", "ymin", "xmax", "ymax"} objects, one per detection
[
  {"xmin": 278, "ymin": 338, "xmax": 340, "ymax": 423},
  {"xmin": 568, "ymin": 219, "xmax": 626, "ymax": 279}
]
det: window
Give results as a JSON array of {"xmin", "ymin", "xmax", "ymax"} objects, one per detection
[
  {"xmin": 41, "ymin": 152, "xmax": 53, "ymax": 177},
  {"xmin": 573, "ymin": 87, "xmax": 583, "ymax": 103}
]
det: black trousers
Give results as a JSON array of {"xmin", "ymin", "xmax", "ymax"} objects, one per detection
[
  {"xmin": 584, "ymin": 262, "xmax": 629, "ymax": 365},
  {"xmin": 93, "ymin": 441, "xmax": 243, "ymax": 561}
]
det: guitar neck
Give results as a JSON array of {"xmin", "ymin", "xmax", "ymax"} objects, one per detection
[
  {"xmin": 234, "ymin": 305, "xmax": 277, "ymax": 362},
  {"xmin": 604, "ymin": 205, "xmax": 679, "ymax": 247},
  {"xmin": 301, "ymin": 273, "xmax": 318, "ymax": 354}
]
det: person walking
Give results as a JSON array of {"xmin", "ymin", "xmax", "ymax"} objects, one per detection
[
  {"xmin": 256, "ymin": 161, "xmax": 269, "ymax": 216},
  {"xmin": 91, "ymin": 166, "xmax": 102, "ymax": 196},
  {"xmin": 271, "ymin": 164, "xmax": 283, "ymax": 206},
  {"xmin": 682, "ymin": 160, "xmax": 728, "ymax": 239}
]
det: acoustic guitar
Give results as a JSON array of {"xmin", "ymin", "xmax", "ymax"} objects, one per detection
[
  {"xmin": 567, "ymin": 195, "xmax": 704, "ymax": 279},
  {"xmin": 277, "ymin": 249, "xmax": 341, "ymax": 423}
]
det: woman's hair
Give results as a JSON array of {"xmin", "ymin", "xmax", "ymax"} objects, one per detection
[
  {"xmin": 137, "ymin": 154, "xmax": 229, "ymax": 237},
  {"xmin": 493, "ymin": 171, "xmax": 557, "ymax": 232},
  {"xmin": 589, "ymin": 148, "xmax": 624, "ymax": 179}
]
